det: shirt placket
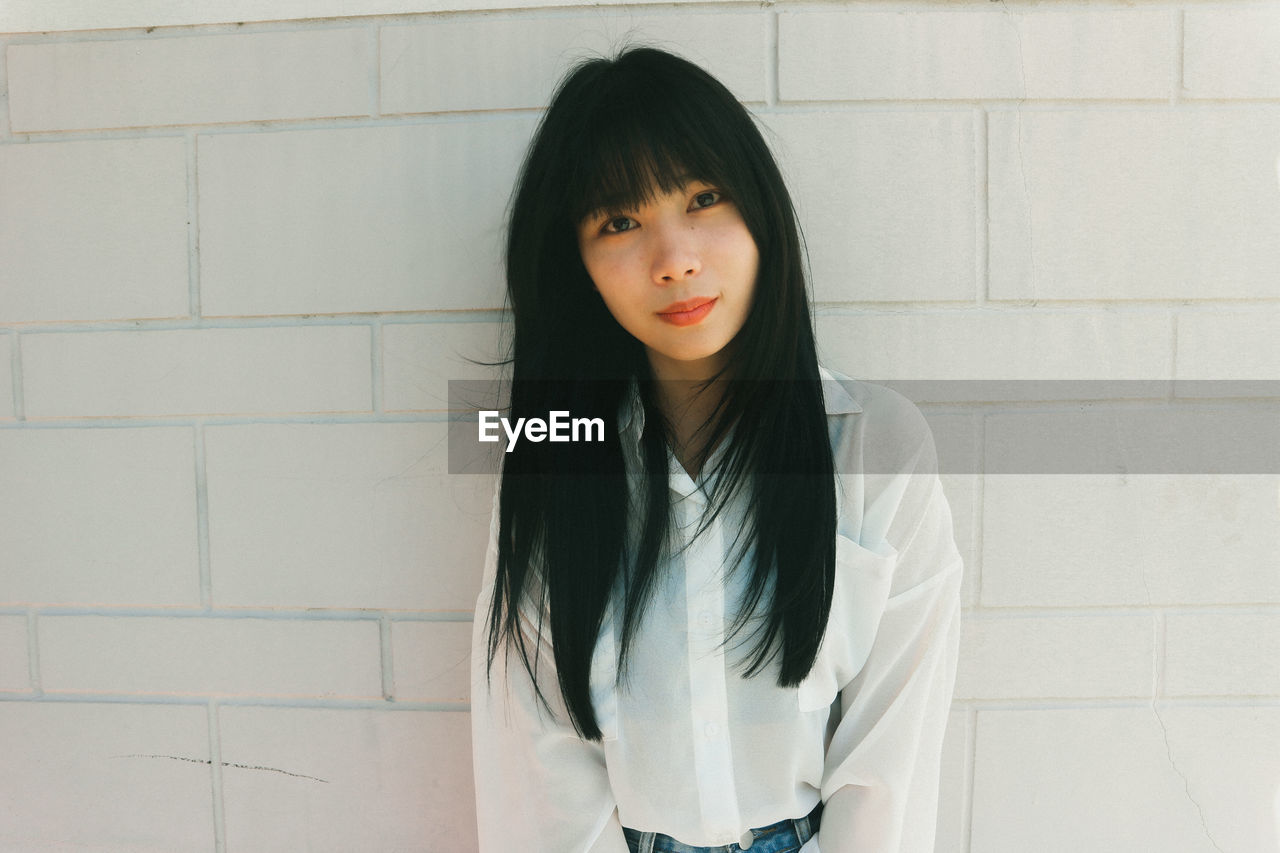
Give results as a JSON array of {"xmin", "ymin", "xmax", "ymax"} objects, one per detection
[{"xmin": 678, "ymin": 489, "xmax": 742, "ymax": 843}]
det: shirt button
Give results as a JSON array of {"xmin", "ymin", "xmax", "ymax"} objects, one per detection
[
  {"xmin": 739, "ymin": 830, "xmax": 755, "ymax": 849},
  {"xmin": 704, "ymin": 722, "xmax": 718, "ymax": 738},
  {"xmin": 699, "ymin": 611, "xmax": 714, "ymax": 628}
]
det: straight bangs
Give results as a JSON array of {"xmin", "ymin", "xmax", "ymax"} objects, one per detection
[{"xmin": 562, "ymin": 61, "xmax": 764, "ymax": 240}]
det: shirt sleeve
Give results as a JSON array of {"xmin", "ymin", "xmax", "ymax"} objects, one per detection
[
  {"xmin": 803, "ymin": 404, "xmax": 964, "ymax": 853},
  {"xmin": 470, "ymin": 485, "xmax": 631, "ymax": 853}
]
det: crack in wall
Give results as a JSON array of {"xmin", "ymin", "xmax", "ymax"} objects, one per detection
[
  {"xmin": 1119, "ymin": 452, "xmax": 1224, "ymax": 850},
  {"xmin": 988, "ymin": 7, "xmax": 1227, "ymax": 836},
  {"xmin": 1147, "ymin": 698, "xmax": 1225, "ymax": 853},
  {"xmin": 111, "ymin": 753, "xmax": 329, "ymax": 783}
]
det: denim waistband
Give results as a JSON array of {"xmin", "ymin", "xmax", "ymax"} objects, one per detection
[{"xmin": 622, "ymin": 801, "xmax": 823, "ymax": 853}]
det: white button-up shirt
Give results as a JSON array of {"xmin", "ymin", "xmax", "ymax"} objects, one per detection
[{"xmin": 471, "ymin": 368, "xmax": 964, "ymax": 852}]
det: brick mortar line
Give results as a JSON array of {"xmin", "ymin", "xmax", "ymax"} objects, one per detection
[
  {"xmin": 961, "ymin": 695, "xmax": 1280, "ymax": 710},
  {"xmin": 11, "ymin": 606, "xmax": 1280, "ymax": 620},
  {"xmin": 368, "ymin": 23, "xmax": 382, "ymax": 118},
  {"xmin": 962, "ymin": 707, "xmax": 977, "ymax": 853},
  {"xmin": 5, "ymin": 692, "xmax": 1277, "ymax": 710},
  {"xmin": 7, "ymin": 333, "xmax": 22, "ymax": 420},
  {"xmin": 966, "ymin": 604, "xmax": 1280, "ymax": 617},
  {"xmin": 371, "ymin": 322, "xmax": 384, "ymax": 414},
  {"xmin": 11, "ymin": 302, "xmax": 1278, "ymax": 337},
  {"xmin": 761, "ymin": 101, "xmax": 1280, "ymax": 112},
  {"xmin": 380, "ymin": 617, "xmax": 396, "ymax": 701},
  {"xmin": 0, "ymin": 693, "xmax": 469, "ymax": 710},
  {"xmin": 765, "ymin": 8, "xmax": 778, "ymax": 107},
  {"xmin": 0, "ymin": 35, "xmax": 12, "ymax": 139},
  {"xmin": 975, "ymin": 107, "xmax": 988, "ymax": 307},
  {"xmin": 4, "ymin": 0, "xmax": 811, "ymax": 41},
  {"xmin": 3, "ymin": 100, "xmax": 1278, "ymax": 144},
  {"xmin": 0, "ymin": 414, "xmax": 457, "ymax": 428},
  {"xmin": 6, "ymin": 0, "xmax": 1243, "ymax": 39},
  {"xmin": 8, "ymin": 401, "xmax": 1280, "ymax": 424},
  {"xmin": 26, "ymin": 610, "xmax": 41, "ymax": 695},
  {"xmin": 10, "ymin": 100, "xmax": 1280, "ymax": 143},
  {"xmin": 207, "ymin": 702, "xmax": 227, "ymax": 853},
  {"xmin": 816, "ymin": 299, "xmax": 1280, "ymax": 313},
  {"xmin": 186, "ymin": 130, "xmax": 201, "ymax": 319},
  {"xmin": 3, "ymin": 1, "xmax": 1270, "ymax": 42},
  {"xmin": 195, "ymin": 424, "xmax": 213, "ymax": 610},
  {"xmin": 765, "ymin": 1, "xmax": 1217, "ymax": 11},
  {"xmin": 0, "ymin": 109, "xmax": 545, "ymax": 143},
  {"xmin": 17, "ymin": 604, "xmax": 1280, "ymax": 625},
  {"xmin": 1174, "ymin": 7, "xmax": 1186, "ymax": 103},
  {"xmin": 9, "ymin": 608, "xmax": 476, "ymax": 620},
  {"xmin": 1, "ymin": 18, "xmax": 393, "ymax": 43},
  {"xmin": 2, "ymin": 314, "xmax": 507, "ymax": 333}
]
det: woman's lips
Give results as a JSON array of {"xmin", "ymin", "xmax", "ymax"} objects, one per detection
[{"xmin": 657, "ymin": 297, "xmax": 717, "ymax": 327}]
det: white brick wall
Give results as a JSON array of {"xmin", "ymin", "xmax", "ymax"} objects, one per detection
[
  {"xmin": 379, "ymin": 13, "xmax": 768, "ymax": 112},
  {"xmin": 778, "ymin": 9, "xmax": 1175, "ymax": 101},
  {"xmin": 23, "ymin": 326, "xmax": 372, "ymax": 416},
  {"xmin": 197, "ymin": 119, "xmax": 535, "ymax": 315},
  {"xmin": 2, "ymin": 3, "xmax": 1277, "ymax": 852},
  {"xmin": 204, "ymin": 422, "xmax": 491, "ymax": 610},
  {"xmin": 771, "ymin": 110, "xmax": 977, "ymax": 303},
  {"xmin": 8, "ymin": 29, "xmax": 373, "ymax": 131},
  {"xmin": 956, "ymin": 612, "xmax": 1156, "ymax": 700},
  {"xmin": 218, "ymin": 706, "xmax": 475, "ymax": 850},
  {"xmin": 1, "ymin": 428, "xmax": 200, "ymax": 605},
  {"xmin": 988, "ymin": 109, "xmax": 1280, "ymax": 301},
  {"xmin": 0, "ymin": 137, "xmax": 189, "ymax": 323},
  {"xmin": 0, "ymin": 702, "xmax": 216, "ymax": 848},
  {"xmin": 1177, "ymin": 309, "xmax": 1280, "ymax": 378},
  {"xmin": 817, "ymin": 311, "xmax": 1173, "ymax": 380},
  {"xmin": 391, "ymin": 620, "xmax": 472, "ymax": 702},
  {"xmin": 1184, "ymin": 7, "xmax": 1280, "ymax": 98},
  {"xmin": 972, "ymin": 708, "xmax": 1231, "ymax": 852},
  {"xmin": 38, "ymin": 615, "xmax": 383, "ymax": 697}
]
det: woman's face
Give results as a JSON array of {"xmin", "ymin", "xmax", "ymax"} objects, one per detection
[{"xmin": 576, "ymin": 180, "xmax": 759, "ymax": 382}]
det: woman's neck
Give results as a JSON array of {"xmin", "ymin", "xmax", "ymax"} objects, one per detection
[{"xmin": 648, "ymin": 360, "xmax": 730, "ymax": 481}]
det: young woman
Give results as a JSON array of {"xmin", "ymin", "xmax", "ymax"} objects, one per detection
[{"xmin": 470, "ymin": 47, "xmax": 963, "ymax": 853}]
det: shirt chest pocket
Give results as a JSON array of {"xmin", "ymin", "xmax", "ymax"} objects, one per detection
[{"xmin": 797, "ymin": 535, "xmax": 899, "ymax": 712}]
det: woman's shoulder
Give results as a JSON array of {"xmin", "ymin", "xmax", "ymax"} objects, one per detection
[
  {"xmin": 820, "ymin": 366, "xmax": 932, "ymax": 439},
  {"xmin": 819, "ymin": 365, "xmax": 937, "ymax": 477}
]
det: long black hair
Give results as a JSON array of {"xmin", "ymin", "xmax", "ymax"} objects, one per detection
[{"xmin": 485, "ymin": 46, "xmax": 837, "ymax": 741}]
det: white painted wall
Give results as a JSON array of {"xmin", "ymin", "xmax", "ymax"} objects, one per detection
[{"xmin": 2, "ymin": 2, "xmax": 1278, "ymax": 851}]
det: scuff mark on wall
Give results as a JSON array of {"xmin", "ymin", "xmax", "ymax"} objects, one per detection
[{"xmin": 111, "ymin": 753, "xmax": 329, "ymax": 783}]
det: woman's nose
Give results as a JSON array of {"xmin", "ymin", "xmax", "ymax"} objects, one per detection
[{"xmin": 650, "ymin": 224, "xmax": 701, "ymax": 284}]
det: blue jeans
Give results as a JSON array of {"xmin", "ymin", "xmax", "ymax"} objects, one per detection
[{"xmin": 622, "ymin": 802, "xmax": 822, "ymax": 853}]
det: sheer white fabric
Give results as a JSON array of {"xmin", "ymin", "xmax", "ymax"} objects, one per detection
[{"xmin": 471, "ymin": 369, "xmax": 963, "ymax": 853}]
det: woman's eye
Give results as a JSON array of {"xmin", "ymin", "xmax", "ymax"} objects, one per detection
[
  {"xmin": 602, "ymin": 216, "xmax": 636, "ymax": 234},
  {"xmin": 692, "ymin": 190, "xmax": 721, "ymax": 209}
]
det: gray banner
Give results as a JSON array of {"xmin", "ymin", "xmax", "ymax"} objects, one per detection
[{"xmin": 447, "ymin": 379, "xmax": 1280, "ymax": 475}]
